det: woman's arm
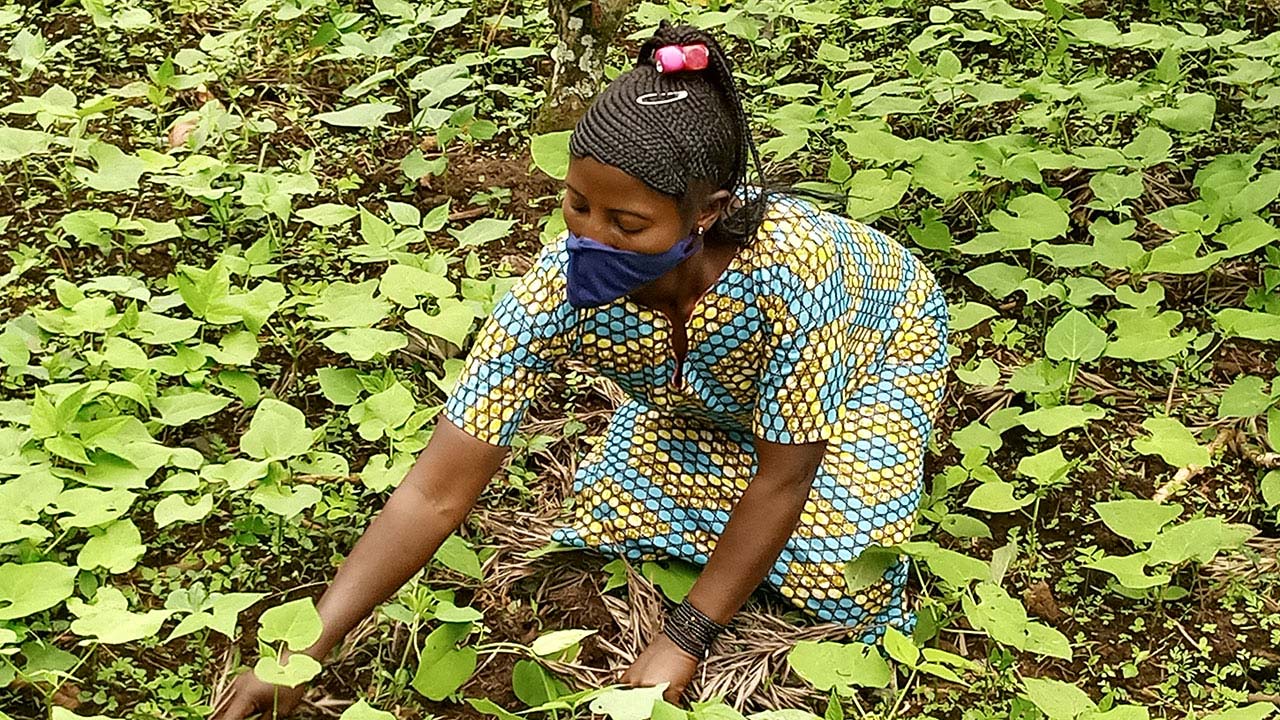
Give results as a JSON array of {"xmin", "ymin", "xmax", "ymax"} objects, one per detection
[
  {"xmin": 617, "ymin": 439, "xmax": 827, "ymax": 703},
  {"xmin": 683, "ymin": 438, "xmax": 827, "ymax": 626},
  {"xmin": 295, "ymin": 417, "xmax": 509, "ymax": 662},
  {"xmin": 213, "ymin": 417, "xmax": 509, "ymax": 719}
]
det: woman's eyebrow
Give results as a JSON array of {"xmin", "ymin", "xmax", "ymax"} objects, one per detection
[
  {"xmin": 612, "ymin": 208, "xmax": 653, "ymax": 221},
  {"xmin": 565, "ymin": 182, "xmax": 654, "ymax": 221}
]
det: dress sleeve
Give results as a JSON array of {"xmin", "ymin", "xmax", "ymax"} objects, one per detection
[
  {"xmin": 843, "ymin": 238, "xmax": 951, "ymax": 454},
  {"xmin": 442, "ymin": 241, "xmax": 577, "ymax": 446},
  {"xmin": 866, "ymin": 277, "xmax": 950, "ymax": 452},
  {"xmin": 751, "ymin": 215, "xmax": 869, "ymax": 445},
  {"xmin": 752, "ymin": 217, "xmax": 947, "ymax": 446}
]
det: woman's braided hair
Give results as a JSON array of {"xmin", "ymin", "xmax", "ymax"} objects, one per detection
[{"xmin": 568, "ymin": 20, "xmax": 837, "ymax": 248}]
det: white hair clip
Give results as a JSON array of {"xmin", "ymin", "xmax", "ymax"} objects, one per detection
[{"xmin": 636, "ymin": 89, "xmax": 690, "ymax": 106}]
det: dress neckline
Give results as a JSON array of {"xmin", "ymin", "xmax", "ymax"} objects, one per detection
[{"xmin": 622, "ymin": 243, "xmax": 747, "ymax": 389}]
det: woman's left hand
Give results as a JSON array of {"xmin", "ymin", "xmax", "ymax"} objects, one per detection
[{"xmin": 617, "ymin": 632, "xmax": 701, "ymax": 705}]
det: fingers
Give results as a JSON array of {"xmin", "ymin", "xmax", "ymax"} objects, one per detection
[
  {"xmin": 617, "ymin": 669, "xmax": 683, "ymax": 704},
  {"xmin": 210, "ymin": 686, "xmax": 256, "ymax": 720},
  {"xmin": 210, "ymin": 669, "xmax": 247, "ymax": 720},
  {"xmin": 209, "ymin": 687, "xmax": 235, "ymax": 719},
  {"xmin": 211, "ymin": 696, "xmax": 245, "ymax": 720}
]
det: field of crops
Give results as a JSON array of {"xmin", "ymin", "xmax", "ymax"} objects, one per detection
[{"xmin": 1, "ymin": 0, "xmax": 1279, "ymax": 718}]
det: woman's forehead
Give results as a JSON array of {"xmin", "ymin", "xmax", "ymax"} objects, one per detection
[{"xmin": 566, "ymin": 155, "xmax": 682, "ymax": 215}]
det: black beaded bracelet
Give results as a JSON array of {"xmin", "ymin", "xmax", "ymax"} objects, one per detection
[{"xmin": 662, "ymin": 598, "xmax": 728, "ymax": 660}]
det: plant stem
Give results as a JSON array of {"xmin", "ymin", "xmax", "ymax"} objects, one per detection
[{"xmin": 886, "ymin": 667, "xmax": 918, "ymax": 720}]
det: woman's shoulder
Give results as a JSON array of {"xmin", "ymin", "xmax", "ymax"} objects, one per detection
[
  {"xmin": 747, "ymin": 190, "xmax": 899, "ymax": 257},
  {"xmin": 741, "ymin": 192, "xmax": 868, "ymax": 283},
  {"xmin": 511, "ymin": 232, "xmax": 570, "ymax": 294},
  {"xmin": 743, "ymin": 190, "xmax": 940, "ymax": 309},
  {"xmin": 490, "ymin": 233, "xmax": 577, "ymax": 332}
]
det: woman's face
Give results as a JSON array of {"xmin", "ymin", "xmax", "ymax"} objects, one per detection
[{"xmin": 562, "ymin": 155, "xmax": 693, "ymax": 254}]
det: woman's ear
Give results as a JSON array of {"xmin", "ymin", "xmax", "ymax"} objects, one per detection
[{"xmin": 695, "ymin": 189, "xmax": 733, "ymax": 232}]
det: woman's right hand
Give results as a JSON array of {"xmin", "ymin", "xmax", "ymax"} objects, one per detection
[
  {"xmin": 206, "ymin": 420, "xmax": 508, "ymax": 719},
  {"xmin": 210, "ymin": 669, "xmax": 307, "ymax": 720}
]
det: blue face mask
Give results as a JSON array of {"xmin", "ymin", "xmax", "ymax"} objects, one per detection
[{"xmin": 565, "ymin": 230, "xmax": 703, "ymax": 309}]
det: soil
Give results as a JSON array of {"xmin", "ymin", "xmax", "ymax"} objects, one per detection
[
  {"xmin": 422, "ymin": 144, "xmax": 563, "ymax": 260},
  {"xmin": 6, "ymin": 3, "xmax": 1280, "ymax": 717},
  {"xmin": 1214, "ymin": 339, "xmax": 1280, "ymax": 380}
]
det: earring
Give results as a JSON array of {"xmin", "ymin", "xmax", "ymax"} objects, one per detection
[{"xmin": 696, "ymin": 226, "xmax": 705, "ymax": 237}]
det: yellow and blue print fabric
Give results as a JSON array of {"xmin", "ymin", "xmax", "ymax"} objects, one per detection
[{"xmin": 443, "ymin": 193, "xmax": 949, "ymax": 642}]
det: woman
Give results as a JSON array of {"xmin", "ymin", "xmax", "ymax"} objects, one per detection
[{"xmin": 212, "ymin": 21, "xmax": 948, "ymax": 718}]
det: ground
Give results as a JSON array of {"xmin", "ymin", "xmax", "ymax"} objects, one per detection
[{"xmin": 1, "ymin": 0, "xmax": 1279, "ymax": 719}]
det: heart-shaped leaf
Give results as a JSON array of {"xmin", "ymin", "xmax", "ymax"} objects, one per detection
[
  {"xmin": 68, "ymin": 586, "xmax": 171, "ymax": 644},
  {"xmin": 240, "ymin": 399, "xmax": 314, "ymax": 461},
  {"xmin": 0, "ymin": 562, "xmax": 77, "ymax": 620},
  {"xmin": 259, "ymin": 598, "xmax": 323, "ymax": 651},
  {"xmin": 1045, "ymin": 310, "xmax": 1107, "ymax": 363},
  {"xmin": 77, "ymin": 519, "xmax": 146, "ymax": 574},
  {"xmin": 254, "ymin": 653, "xmax": 322, "ymax": 687},
  {"xmin": 412, "ymin": 622, "xmax": 477, "ymax": 700},
  {"xmin": 530, "ymin": 131, "xmax": 572, "ymax": 180}
]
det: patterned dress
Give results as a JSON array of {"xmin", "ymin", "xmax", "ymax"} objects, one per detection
[{"xmin": 443, "ymin": 190, "xmax": 949, "ymax": 642}]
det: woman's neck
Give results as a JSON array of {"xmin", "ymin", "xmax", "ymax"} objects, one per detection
[{"xmin": 629, "ymin": 240, "xmax": 737, "ymax": 320}]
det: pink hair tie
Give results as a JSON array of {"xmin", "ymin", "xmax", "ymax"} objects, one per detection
[{"xmin": 654, "ymin": 43, "xmax": 709, "ymax": 73}]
